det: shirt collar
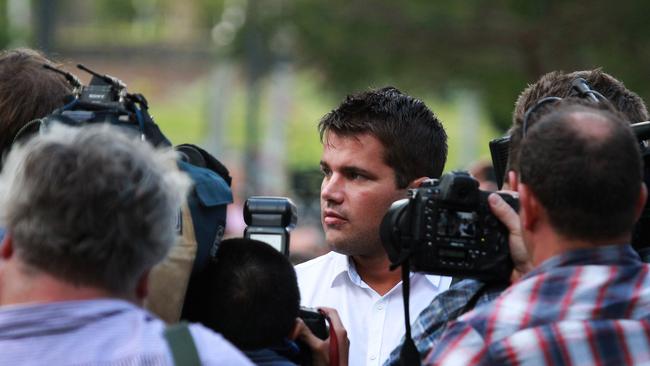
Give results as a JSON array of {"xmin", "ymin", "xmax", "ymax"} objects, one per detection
[
  {"xmin": 329, "ymin": 253, "xmax": 355, "ymax": 287},
  {"xmin": 524, "ymin": 243, "xmax": 641, "ymax": 280},
  {"xmin": 329, "ymin": 253, "xmax": 444, "ymax": 289}
]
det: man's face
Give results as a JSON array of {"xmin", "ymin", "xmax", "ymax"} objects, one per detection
[{"xmin": 319, "ymin": 132, "xmax": 407, "ymax": 258}]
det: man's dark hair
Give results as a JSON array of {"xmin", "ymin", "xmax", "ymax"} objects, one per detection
[
  {"xmin": 318, "ymin": 86, "xmax": 447, "ymax": 188},
  {"xmin": 0, "ymin": 48, "xmax": 71, "ymax": 159},
  {"xmin": 519, "ymin": 103, "xmax": 643, "ymax": 241},
  {"xmin": 197, "ymin": 238, "xmax": 300, "ymax": 350},
  {"xmin": 508, "ymin": 69, "xmax": 648, "ymax": 172}
]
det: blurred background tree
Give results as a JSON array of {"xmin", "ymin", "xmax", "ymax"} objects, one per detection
[{"xmin": 238, "ymin": 0, "xmax": 650, "ymax": 131}]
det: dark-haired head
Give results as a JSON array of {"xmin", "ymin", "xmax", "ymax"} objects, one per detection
[
  {"xmin": 319, "ymin": 87, "xmax": 447, "ymax": 188},
  {"xmin": 192, "ymin": 238, "xmax": 300, "ymax": 350},
  {"xmin": 519, "ymin": 103, "xmax": 644, "ymax": 242}
]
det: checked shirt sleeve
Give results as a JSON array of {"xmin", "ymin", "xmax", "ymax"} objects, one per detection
[
  {"xmin": 423, "ymin": 319, "xmax": 488, "ymax": 366},
  {"xmin": 383, "ymin": 279, "xmax": 505, "ymax": 366}
]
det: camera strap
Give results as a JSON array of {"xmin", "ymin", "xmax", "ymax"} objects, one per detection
[
  {"xmin": 163, "ymin": 321, "xmax": 201, "ymax": 366},
  {"xmin": 399, "ymin": 259, "xmax": 421, "ymax": 366},
  {"xmin": 319, "ymin": 310, "xmax": 339, "ymax": 366}
]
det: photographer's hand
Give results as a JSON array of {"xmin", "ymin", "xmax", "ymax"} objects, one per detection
[
  {"xmin": 488, "ymin": 193, "xmax": 533, "ymax": 282},
  {"xmin": 296, "ymin": 307, "xmax": 349, "ymax": 366}
]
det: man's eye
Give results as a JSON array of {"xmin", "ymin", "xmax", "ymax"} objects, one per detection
[
  {"xmin": 320, "ymin": 168, "xmax": 332, "ymax": 177},
  {"xmin": 348, "ymin": 172, "xmax": 365, "ymax": 180}
]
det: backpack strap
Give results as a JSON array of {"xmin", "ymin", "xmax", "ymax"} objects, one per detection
[{"xmin": 163, "ymin": 321, "xmax": 201, "ymax": 366}]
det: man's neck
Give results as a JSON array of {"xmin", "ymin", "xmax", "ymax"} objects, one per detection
[
  {"xmin": 351, "ymin": 254, "xmax": 402, "ymax": 296},
  {"xmin": 0, "ymin": 261, "xmax": 117, "ymax": 306},
  {"xmin": 530, "ymin": 227, "xmax": 631, "ymax": 267}
]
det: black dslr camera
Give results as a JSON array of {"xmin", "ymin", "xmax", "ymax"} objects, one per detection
[
  {"xmin": 242, "ymin": 197, "xmax": 326, "ymax": 335},
  {"xmin": 380, "ymin": 171, "xmax": 518, "ymax": 282},
  {"xmin": 243, "ymin": 197, "xmax": 327, "ymax": 364}
]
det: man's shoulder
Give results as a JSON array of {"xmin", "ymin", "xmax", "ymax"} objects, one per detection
[
  {"xmin": 188, "ymin": 323, "xmax": 253, "ymax": 365},
  {"xmin": 244, "ymin": 348, "xmax": 297, "ymax": 366}
]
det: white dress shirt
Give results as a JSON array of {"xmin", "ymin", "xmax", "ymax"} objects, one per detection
[{"xmin": 296, "ymin": 251, "xmax": 452, "ymax": 366}]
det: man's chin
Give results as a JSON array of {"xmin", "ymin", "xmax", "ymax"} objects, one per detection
[{"xmin": 325, "ymin": 235, "xmax": 354, "ymax": 256}]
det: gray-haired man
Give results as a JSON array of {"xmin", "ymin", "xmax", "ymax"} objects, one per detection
[{"xmin": 0, "ymin": 124, "xmax": 251, "ymax": 365}]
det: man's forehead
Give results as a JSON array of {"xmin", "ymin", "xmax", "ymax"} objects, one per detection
[
  {"xmin": 320, "ymin": 131, "xmax": 392, "ymax": 170},
  {"xmin": 321, "ymin": 131, "xmax": 387, "ymax": 154},
  {"xmin": 322, "ymin": 130, "xmax": 365, "ymax": 147}
]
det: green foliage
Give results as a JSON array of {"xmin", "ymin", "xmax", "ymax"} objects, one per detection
[
  {"xmin": 269, "ymin": 0, "xmax": 650, "ymax": 131},
  {"xmin": 94, "ymin": 0, "xmax": 137, "ymax": 22},
  {"xmin": 0, "ymin": 0, "xmax": 8, "ymax": 48},
  {"xmin": 150, "ymin": 80, "xmax": 207, "ymax": 145},
  {"xmin": 194, "ymin": 0, "xmax": 225, "ymax": 29}
]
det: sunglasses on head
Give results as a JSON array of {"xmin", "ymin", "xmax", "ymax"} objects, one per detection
[{"xmin": 490, "ymin": 78, "xmax": 611, "ymax": 189}]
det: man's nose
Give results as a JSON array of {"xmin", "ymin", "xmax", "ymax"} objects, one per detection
[{"xmin": 321, "ymin": 174, "xmax": 344, "ymax": 204}]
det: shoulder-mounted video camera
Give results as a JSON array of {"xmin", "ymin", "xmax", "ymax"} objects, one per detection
[
  {"xmin": 380, "ymin": 171, "xmax": 518, "ymax": 282},
  {"xmin": 14, "ymin": 63, "xmax": 169, "ymax": 147}
]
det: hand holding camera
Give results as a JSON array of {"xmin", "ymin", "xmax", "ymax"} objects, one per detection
[
  {"xmin": 486, "ymin": 187, "xmax": 533, "ymax": 281},
  {"xmin": 296, "ymin": 307, "xmax": 349, "ymax": 366}
]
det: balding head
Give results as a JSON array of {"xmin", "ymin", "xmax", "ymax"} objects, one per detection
[{"xmin": 519, "ymin": 103, "xmax": 643, "ymax": 242}]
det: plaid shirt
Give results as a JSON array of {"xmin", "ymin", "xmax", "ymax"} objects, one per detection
[
  {"xmin": 425, "ymin": 244, "xmax": 650, "ymax": 366},
  {"xmin": 383, "ymin": 279, "xmax": 506, "ymax": 366}
]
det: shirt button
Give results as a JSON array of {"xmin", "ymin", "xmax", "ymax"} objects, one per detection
[
  {"xmin": 377, "ymin": 304, "xmax": 384, "ymax": 310},
  {"xmin": 370, "ymin": 355, "xmax": 377, "ymax": 360}
]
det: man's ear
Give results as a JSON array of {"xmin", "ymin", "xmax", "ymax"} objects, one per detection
[
  {"xmin": 506, "ymin": 171, "xmax": 519, "ymax": 191},
  {"xmin": 135, "ymin": 270, "xmax": 150, "ymax": 301},
  {"xmin": 408, "ymin": 176, "xmax": 430, "ymax": 189},
  {"xmin": 1, "ymin": 234, "xmax": 13, "ymax": 260},
  {"xmin": 518, "ymin": 183, "xmax": 540, "ymax": 232}
]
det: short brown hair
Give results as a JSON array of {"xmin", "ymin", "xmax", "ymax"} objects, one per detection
[
  {"xmin": 0, "ymin": 48, "xmax": 71, "ymax": 160},
  {"xmin": 508, "ymin": 69, "xmax": 648, "ymax": 172},
  {"xmin": 519, "ymin": 103, "xmax": 642, "ymax": 241}
]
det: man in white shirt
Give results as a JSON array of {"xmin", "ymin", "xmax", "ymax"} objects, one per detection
[
  {"xmin": 296, "ymin": 87, "xmax": 453, "ymax": 366},
  {"xmin": 0, "ymin": 125, "xmax": 251, "ymax": 365}
]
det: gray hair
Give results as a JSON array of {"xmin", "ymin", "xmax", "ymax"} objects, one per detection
[{"xmin": 0, "ymin": 124, "xmax": 190, "ymax": 295}]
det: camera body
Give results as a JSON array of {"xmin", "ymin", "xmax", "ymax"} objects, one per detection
[
  {"xmin": 244, "ymin": 196, "xmax": 297, "ymax": 256},
  {"xmin": 380, "ymin": 171, "xmax": 518, "ymax": 282},
  {"xmin": 298, "ymin": 307, "xmax": 328, "ymax": 340}
]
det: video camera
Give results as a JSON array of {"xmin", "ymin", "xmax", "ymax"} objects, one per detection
[
  {"xmin": 14, "ymin": 63, "xmax": 169, "ymax": 147},
  {"xmin": 380, "ymin": 171, "xmax": 518, "ymax": 282}
]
